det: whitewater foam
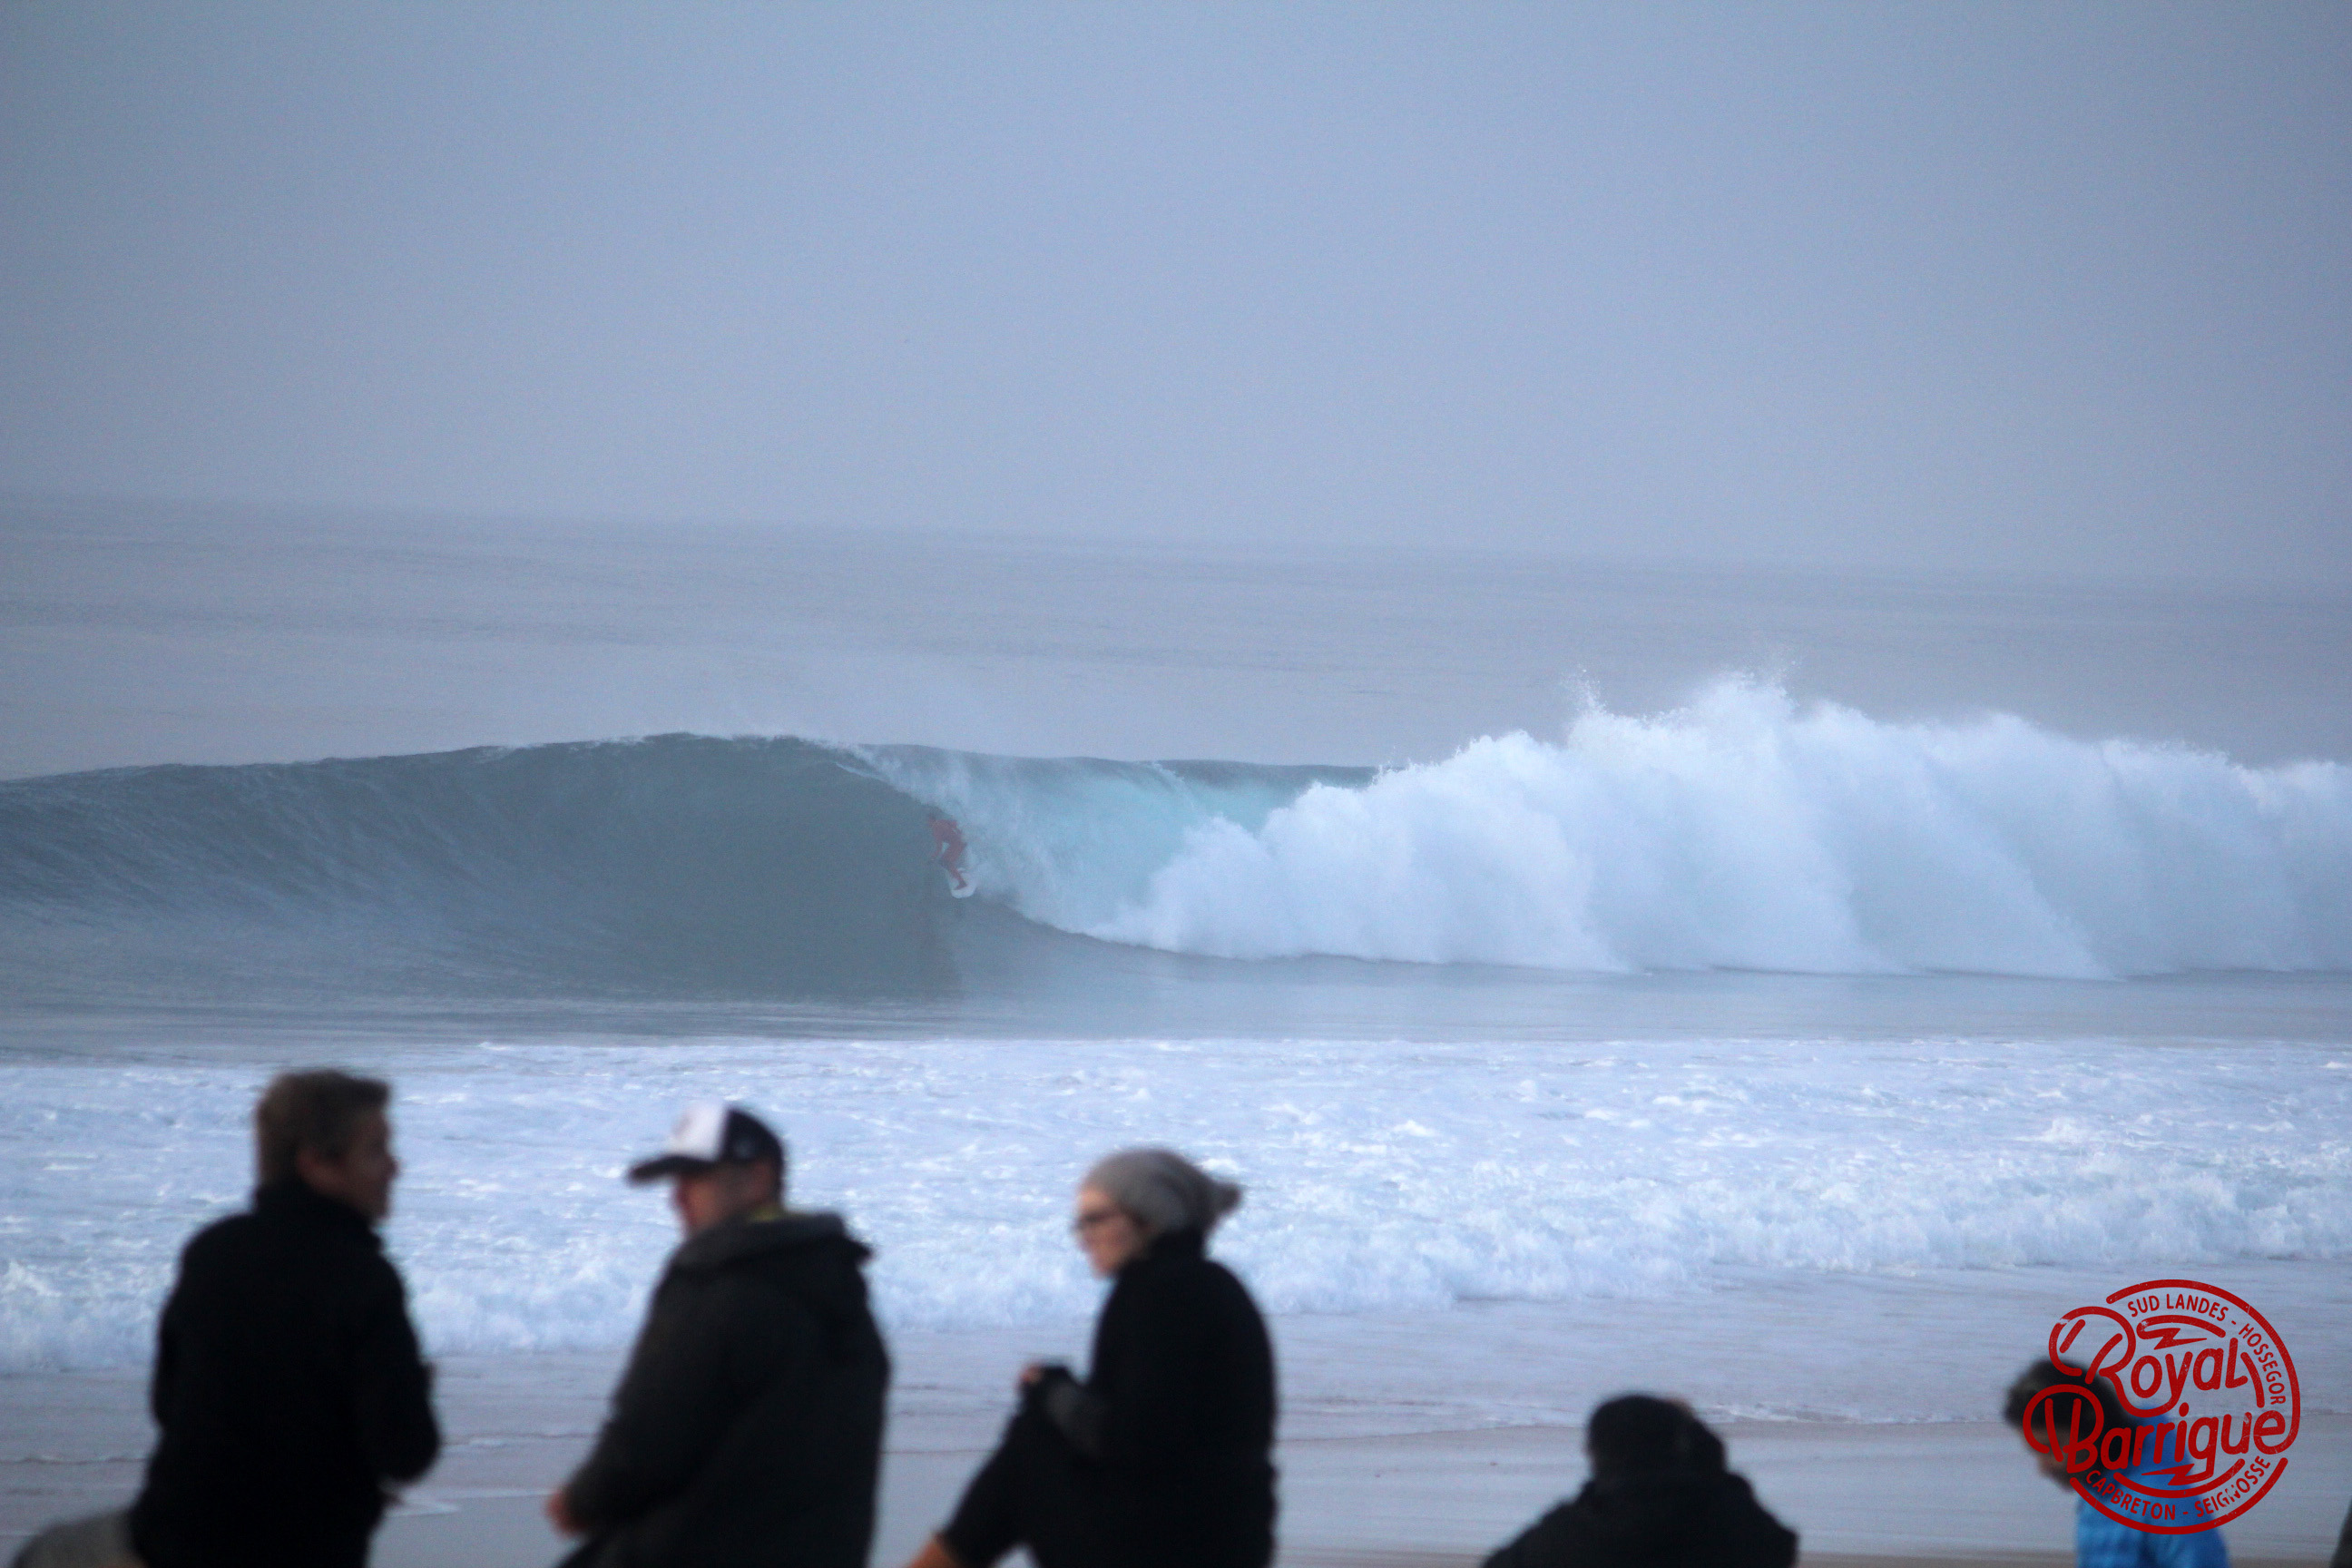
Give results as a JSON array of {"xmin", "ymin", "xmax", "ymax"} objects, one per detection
[
  {"xmin": 1067, "ymin": 683, "xmax": 2352, "ymax": 978},
  {"xmin": 2, "ymin": 1032, "xmax": 2346, "ymax": 1378}
]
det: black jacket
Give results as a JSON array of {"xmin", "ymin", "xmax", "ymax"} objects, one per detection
[
  {"xmin": 561, "ymin": 1210, "xmax": 889, "ymax": 1568},
  {"xmin": 1482, "ymin": 1465, "xmax": 1798, "ymax": 1568},
  {"xmin": 1038, "ymin": 1230, "xmax": 1277, "ymax": 1568},
  {"xmin": 130, "ymin": 1178, "xmax": 440, "ymax": 1568}
]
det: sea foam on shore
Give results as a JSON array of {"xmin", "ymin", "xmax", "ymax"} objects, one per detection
[{"xmin": 4, "ymin": 1031, "xmax": 2345, "ymax": 1400}]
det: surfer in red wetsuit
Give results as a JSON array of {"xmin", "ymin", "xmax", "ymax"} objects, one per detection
[{"xmin": 930, "ymin": 814, "xmax": 969, "ymax": 891}]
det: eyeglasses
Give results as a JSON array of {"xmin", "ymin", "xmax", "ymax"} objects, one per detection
[{"xmin": 1072, "ymin": 1206, "xmax": 1124, "ymax": 1234}]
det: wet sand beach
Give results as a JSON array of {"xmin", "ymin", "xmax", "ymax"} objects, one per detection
[{"xmin": 5, "ymin": 1331, "xmax": 2343, "ymax": 1567}]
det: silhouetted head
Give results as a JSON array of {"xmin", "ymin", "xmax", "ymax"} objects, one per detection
[
  {"xmin": 1586, "ymin": 1395, "xmax": 1725, "ymax": 1479},
  {"xmin": 2004, "ymin": 1357, "xmax": 2132, "ymax": 1431},
  {"xmin": 255, "ymin": 1070, "xmax": 399, "ymax": 1221},
  {"xmin": 2005, "ymin": 1357, "xmax": 2135, "ymax": 1486}
]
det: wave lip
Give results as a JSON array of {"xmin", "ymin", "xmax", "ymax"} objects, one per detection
[{"xmin": 1077, "ymin": 681, "xmax": 2352, "ymax": 979}]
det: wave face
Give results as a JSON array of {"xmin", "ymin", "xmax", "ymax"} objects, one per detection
[
  {"xmin": 4, "ymin": 681, "xmax": 2348, "ymax": 1001},
  {"xmin": 0, "ymin": 736, "xmax": 953, "ymax": 999}
]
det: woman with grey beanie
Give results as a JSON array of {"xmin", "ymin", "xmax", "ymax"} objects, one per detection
[{"xmin": 903, "ymin": 1148, "xmax": 1277, "ymax": 1568}]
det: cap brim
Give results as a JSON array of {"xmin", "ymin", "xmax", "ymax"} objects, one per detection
[{"xmin": 627, "ymin": 1155, "xmax": 716, "ymax": 1183}]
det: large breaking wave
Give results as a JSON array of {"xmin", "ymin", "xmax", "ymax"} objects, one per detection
[
  {"xmin": 886, "ymin": 681, "xmax": 2350, "ymax": 981},
  {"xmin": 4, "ymin": 681, "xmax": 2347, "ymax": 1001}
]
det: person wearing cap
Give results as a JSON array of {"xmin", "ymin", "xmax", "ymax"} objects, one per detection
[
  {"xmin": 546, "ymin": 1103, "xmax": 889, "ymax": 1568},
  {"xmin": 906, "ymin": 1147, "xmax": 1277, "ymax": 1568}
]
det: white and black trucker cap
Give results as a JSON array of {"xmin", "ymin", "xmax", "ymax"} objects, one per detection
[{"xmin": 627, "ymin": 1102, "xmax": 786, "ymax": 1183}]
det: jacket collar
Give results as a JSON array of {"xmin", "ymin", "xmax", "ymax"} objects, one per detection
[
  {"xmin": 253, "ymin": 1175, "xmax": 382, "ymax": 1244},
  {"xmin": 671, "ymin": 1209, "xmax": 862, "ymax": 1272},
  {"xmin": 1120, "ymin": 1226, "xmax": 1206, "ymax": 1279}
]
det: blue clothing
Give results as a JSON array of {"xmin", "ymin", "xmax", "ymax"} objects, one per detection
[{"xmin": 2076, "ymin": 1497, "xmax": 2229, "ymax": 1568}]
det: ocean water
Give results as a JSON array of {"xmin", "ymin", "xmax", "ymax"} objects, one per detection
[
  {"xmin": 4, "ymin": 1028, "xmax": 2349, "ymax": 1411},
  {"xmin": 2, "ymin": 505, "xmax": 2347, "ymax": 1431}
]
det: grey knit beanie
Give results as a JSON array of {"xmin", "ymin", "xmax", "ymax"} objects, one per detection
[{"xmin": 1081, "ymin": 1147, "xmax": 1243, "ymax": 1238}]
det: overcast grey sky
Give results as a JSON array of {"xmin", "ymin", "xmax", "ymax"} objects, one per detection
[{"xmin": 3, "ymin": 2, "xmax": 2347, "ymax": 583}]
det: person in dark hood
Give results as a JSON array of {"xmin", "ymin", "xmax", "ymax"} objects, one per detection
[
  {"xmin": 548, "ymin": 1103, "xmax": 889, "ymax": 1568},
  {"xmin": 904, "ymin": 1147, "xmax": 1278, "ymax": 1568},
  {"xmin": 1483, "ymin": 1395, "xmax": 1797, "ymax": 1568},
  {"xmin": 124, "ymin": 1070, "xmax": 440, "ymax": 1568}
]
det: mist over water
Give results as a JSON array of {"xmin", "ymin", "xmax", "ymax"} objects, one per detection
[{"xmin": 6, "ymin": 500, "xmax": 2352, "ymax": 780}]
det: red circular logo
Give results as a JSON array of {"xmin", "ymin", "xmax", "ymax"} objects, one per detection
[{"xmin": 2027, "ymin": 1279, "xmax": 2299, "ymax": 1534}]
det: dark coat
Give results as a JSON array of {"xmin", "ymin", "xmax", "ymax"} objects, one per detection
[
  {"xmin": 1482, "ymin": 1465, "xmax": 1798, "ymax": 1568},
  {"xmin": 561, "ymin": 1210, "xmax": 889, "ymax": 1568},
  {"xmin": 129, "ymin": 1178, "xmax": 440, "ymax": 1568},
  {"xmin": 1038, "ymin": 1229, "xmax": 1278, "ymax": 1568}
]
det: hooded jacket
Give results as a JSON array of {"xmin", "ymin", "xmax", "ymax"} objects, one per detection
[
  {"xmin": 561, "ymin": 1210, "xmax": 889, "ymax": 1568},
  {"xmin": 130, "ymin": 1178, "xmax": 439, "ymax": 1568},
  {"xmin": 1036, "ymin": 1228, "xmax": 1277, "ymax": 1568},
  {"xmin": 1482, "ymin": 1463, "xmax": 1798, "ymax": 1568}
]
